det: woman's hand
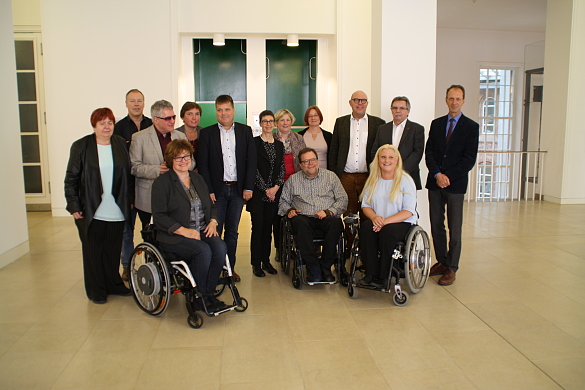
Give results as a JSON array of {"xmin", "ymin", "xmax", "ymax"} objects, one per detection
[
  {"xmin": 372, "ymin": 215, "xmax": 385, "ymax": 232},
  {"xmin": 203, "ymin": 220, "xmax": 219, "ymax": 237},
  {"xmin": 72, "ymin": 211, "xmax": 83, "ymax": 220},
  {"xmin": 265, "ymin": 185, "xmax": 279, "ymax": 201},
  {"xmin": 175, "ymin": 226, "xmax": 200, "ymax": 240}
]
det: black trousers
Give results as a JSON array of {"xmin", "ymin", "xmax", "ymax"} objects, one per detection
[
  {"xmin": 75, "ymin": 219, "xmax": 127, "ymax": 301},
  {"xmin": 289, "ymin": 215, "xmax": 343, "ymax": 271},
  {"xmin": 250, "ymin": 201, "xmax": 279, "ymax": 268},
  {"xmin": 135, "ymin": 208, "xmax": 152, "ymax": 230},
  {"xmin": 359, "ymin": 220, "xmax": 412, "ymax": 279},
  {"xmin": 428, "ymin": 189, "xmax": 464, "ymax": 271}
]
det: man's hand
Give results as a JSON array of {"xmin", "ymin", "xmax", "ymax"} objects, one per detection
[
  {"xmin": 287, "ymin": 209, "xmax": 301, "ymax": 218},
  {"xmin": 435, "ymin": 173, "xmax": 450, "ymax": 188},
  {"xmin": 314, "ymin": 210, "xmax": 327, "ymax": 219},
  {"xmin": 72, "ymin": 211, "xmax": 83, "ymax": 220},
  {"xmin": 159, "ymin": 163, "xmax": 169, "ymax": 175},
  {"xmin": 209, "ymin": 193, "xmax": 216, "ymax": 203},
  {"xmin": 243, "ymin": 190, "xmax": 253, "ymax": 201}
]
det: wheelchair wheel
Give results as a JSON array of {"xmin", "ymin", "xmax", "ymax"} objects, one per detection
[
  {"xmin": 234, "ymin": 297, "xmax": 249, "ymax": 312},
  {"xmin": 348, "ymin": 280, "xmax": 358, "ymax": 299},
  {"xmin": 129, "ymin": 242, "xmax": 172, "ymax": 316},
  {"xmin": 214, "ymin": 270, "xmax": 228, "ymax": 297},
  {"xmin": 292, "ymin": 267, "xmax": 302, "ymax": 290},
  {"xmin": 187, "ymin": 313, "xmax": 204, "ymax": 329},
  {"xmin": 403, "ymin": 226, "xmax": 431, "ymax": 294},
  {"xmin": 392, "ymin": 291, "xmax": 409, "ymax": 306}
]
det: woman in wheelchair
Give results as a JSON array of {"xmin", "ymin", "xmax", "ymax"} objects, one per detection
[
  {"xmin": 358, "ymin": 144, "xmax": 418, "ymax": 288},
  {"xmin": 151, "ymin": 139, "xmax": 228, "ymax": 312}
]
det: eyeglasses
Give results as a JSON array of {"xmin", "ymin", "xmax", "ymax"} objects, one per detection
[
  {"xmin": 156, "ymin": 115, "xmax": 176, "ymax": 121},
  {"xmin": 300, "ymin": 157, "xmax": 318, "ymax": 164},
  {"xmin": 307, "ymin": 114, "xmax": 320, "ymax": 118},
  {"xmin": 260, "ymin": 120, "xmax": 275, "ymax": 124},
  {"xmin": 173, "ymin": 155, "xmax": 192, "ymax": 162},
  {"xmin": 391, "ymin": 106, "xmax": 409, "ymax": 111},
  {"xmin": 351, "ymin": 98, "xmax": 368, "ymax": 104}
]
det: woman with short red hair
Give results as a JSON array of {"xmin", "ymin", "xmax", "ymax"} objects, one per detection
[{"xmin": 65, "ymin": 108, "xmax": 133, "ymax": 304}]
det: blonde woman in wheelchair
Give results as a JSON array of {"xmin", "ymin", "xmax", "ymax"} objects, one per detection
[{"xmin": 358, "ymin": 144, "xmax": 418, "ymax": 288}]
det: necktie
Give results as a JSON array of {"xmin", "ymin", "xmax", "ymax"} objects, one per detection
[{"xmin": 446, "ymin": 118, "xmax": 455, "ymax": 144}]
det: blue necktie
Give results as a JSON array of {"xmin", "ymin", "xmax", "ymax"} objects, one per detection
[{"xmin": 446, "ymin": 118, "xmax": 455, "ymax": 144}]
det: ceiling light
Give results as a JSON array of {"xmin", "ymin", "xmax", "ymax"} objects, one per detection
[
  {"xmin": 287, "ymin": 34, "xmax": 299, "ymax": 47},
  {"xmin": 213, "ymin": 34, "xmax": 225, "ymax": 46}
]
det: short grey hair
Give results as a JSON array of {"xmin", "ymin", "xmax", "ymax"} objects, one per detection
[
  {"xmin": 391, "ymin": 96, "xmax": 411, "ymax": 110},
  {"xmin": 151, "ymin": 100, "xmax": 174, "ymax": 118}
]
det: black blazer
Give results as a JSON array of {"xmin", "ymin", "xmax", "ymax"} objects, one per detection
[
  {"xmin": 328, "ymin": 114, "xmax": 386, "ymax": 177},
  {"xmin": 246, "ymin": 137, "xmax": 285, "ymax": 213},
  {"xmin": 64, "ymin": 133, "xmax": 133, "ymax": 234},
  {"xmin": 151, "ymin": 170, "xmax": 217, "ymax": 245},
  {"xmin": 298, "ymin": 127, "xmax": 333, "ymax": 149},
  {"xmin": 425, "ymin": 114, "xmax": 479, "ymax": 194},
  {"xmin": 197, "ymin": 122, "xmax": 257, "ymax": 196},
  {"xmin": 370, "ymin": 119, "xmax": 425, "ymax": 189}
]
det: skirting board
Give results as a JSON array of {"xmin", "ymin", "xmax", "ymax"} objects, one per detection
[{"xmin": 0, "ymin": 241, "xmax": 30, "ymax": 270}]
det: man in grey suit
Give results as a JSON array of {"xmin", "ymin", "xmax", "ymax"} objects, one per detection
[
  {"xmin": 371, "ymin": 96, "xmax": 425, "ymax": 189},
  {"xmin": 130, "ymin": 100, "xmax": 188, "ymax": 230}
]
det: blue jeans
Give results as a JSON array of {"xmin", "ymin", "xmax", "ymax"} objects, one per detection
[
  {"xmin": 159, "ymin": 235, "xmax": 227, "ymax": 297},
  {"xmin": 214, "ymin": 184, "xmax": 245, "ymax": 270}
]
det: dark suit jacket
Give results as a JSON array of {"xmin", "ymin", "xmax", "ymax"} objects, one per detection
[
  {"xmin": 425, "ymin": 114, "xmax": 479, "ymax": 194},
  {"xmin": 246, "ymin": 137, "xmax": 285, "ymax": 214},
  {"xmin": 298, "ymin": 127, "xmax": 333, "ymax": 149},
  {"xmin": 151, "ymin": 169, "xmax": 217, "ymax": 245},
  {"xmin": 64, "ymin": 134, "xmax": 133, "ymax": 234},
  {"xmin": 197, "ymin": 122, "xmax": 257, "ymax": 197},
  {"xmin": 371, "ymin": 119, "xmax": 425, "ymax": 189},
  {"xmin": 328, "ymin": 114, "xmax": 386, "ymax": 176}
]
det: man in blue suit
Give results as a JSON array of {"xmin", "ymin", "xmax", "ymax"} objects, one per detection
[
  {"xmin": 198, "ymin": 95, "xmax": 257, "ymax": 282},
  {"xmin": 425, "ymin": 85, "xmax": 479, "ymax": 286}
]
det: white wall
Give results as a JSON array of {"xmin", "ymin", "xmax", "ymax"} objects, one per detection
[
  {"xmin": 41, "ymin": 0, "xmax": 175, "ymax": 215},
  {"xmin": 0, "ymin": 0, "xmax": 29, "ymax": 268}
]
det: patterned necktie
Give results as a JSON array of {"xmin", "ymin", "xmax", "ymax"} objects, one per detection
[{"xmin": 446, "ymin": 118, "xmax": 455, "ymax": 144}]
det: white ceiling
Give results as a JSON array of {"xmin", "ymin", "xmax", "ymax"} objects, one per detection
[{"xmin": 437, "ymin": 0, "xmax": 547, "ymax": 32}]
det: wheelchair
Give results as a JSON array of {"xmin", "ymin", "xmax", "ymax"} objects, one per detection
[
  {"xmin": 279, "ymin": 216, "xmax": 348, "ymax": 289},
  {"xmin": 128, "ymin": 225, "xmax": 248, "ymax": 328},
  {"xmin": 345, "ymin": 214, "xmax": 431, "ymax": 306}
]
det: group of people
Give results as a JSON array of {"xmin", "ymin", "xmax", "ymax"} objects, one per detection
[{"xmin": 64, "ymin": 84, "xmax": 479, "ymax": 307}]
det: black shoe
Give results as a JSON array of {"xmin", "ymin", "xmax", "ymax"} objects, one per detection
[
  {"xmin": 91, "ymin": 298, "xmax": 107, "ymax": 304},
  {"xmin": 307, "ymin": 267, "xmax": 322, "ymax": 283},
  {"xmin": 252, "ymin": 265, "xmax": 265, "ymax": 277},
  {"xmin": 208, "ymin": 296, "xmax": 229, "ymax": 311},
  {"xmin": 111, "ymin": 288, "xmax": 132, "ymax": 297},
  {"xmin": 370, "ymin": 278, "xmax": 386, "ymax": 289},
  {"xmin": 358, "ymin": 275, "xmax": 374, "ymax": 287},
  {"xmin": 262, "ymin": 262, "xmax": 278, "ymax": 275},
  {"xmin": 322, "ymin": 268, "xmax": 335, "ymax": 283}
]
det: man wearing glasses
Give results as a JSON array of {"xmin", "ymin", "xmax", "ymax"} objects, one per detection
[
  {"xmin": 371, "ymin": 96, "xmax": 425, "ymax": 189},
  {"xmin": 279, "ymin": 148, "xmax": 348, "ymax": 282},
  {"xmin": 130, "ymin": 100, "xmax": 189, "ymax": 234}
]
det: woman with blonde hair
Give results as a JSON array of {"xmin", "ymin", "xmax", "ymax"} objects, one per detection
[
  {"xmin": 273, "ymin": 109, "xmax": 306, "ymax": 180},
  {"xmin": 358, "ymin": 144, "xmax": 418, "ymax": 287}
]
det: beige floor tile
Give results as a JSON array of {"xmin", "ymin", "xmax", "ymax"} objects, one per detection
[
  {"xmin": 221, "ymin": 381, "xmax": 305, "ymax": 390},
  {"xmin": 287, "ymin": 308, "xmax": 361, "ymax": 341},
  {"xmin": 79, "ymin": 319, "xmax": 160, "ymax": 353},
  {"xmin": 136, "ymin": 347, "xmax": 221, "ymax": 390},
  {"xmin": 151, "ymin": 312, "xmax": 227, "ymax": 348},
  {"xmin": 52, "ymin": 349, "xmax": 146, "ymax": 390},
  {"xmin": 407, "ymin": 300, "xmax": 490, "ymax": 334},
  {"xmin": 0, "ymin": 350, "xmax": 74, "ymax": 389},
  {"xmin": 221, "ymin": 341, "xmax": 303, "ymax": 385},
  {"xmin": 386, "ymin": 368, "xmax": 477, "ymax": 390},
  {"xmin": 295, "ymin": 338, "xmax": 390, "ymax": 390},
  {"xmin": 0, "ymin": 322, "xmax": 33, "ymax": 356},
  {"xmin": 224, "ymin": 314, "xmax": 293, "ymax": 346},
  {"xmin": 535, "ymin": 356, "xmax": 585, "ymax": 390},
  {"xmin": 435, "ymin": 329, "xmax": 562, "ymax": 389}
]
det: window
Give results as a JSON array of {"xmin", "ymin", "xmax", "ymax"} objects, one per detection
[{"xmin": 477, "ymin": 68, "xmax": 514, "ymax": 200}]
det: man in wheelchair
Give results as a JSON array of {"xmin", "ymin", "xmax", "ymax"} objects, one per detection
[{"xmin": 278, "ymin": 148, "xmax": 348, "ymax": 283}]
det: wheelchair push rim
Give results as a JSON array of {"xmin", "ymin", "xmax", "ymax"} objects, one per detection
[
  {"xmin": 129, "ymin": 242, "xmax": 172, "ymax": 316},
  {"xmin": 403, "ymin": 225, "xmax": 431, "ymax": 294}
]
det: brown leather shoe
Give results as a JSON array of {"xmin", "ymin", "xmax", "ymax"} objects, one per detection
[
  {"xmin": 429, "ymin": 262, "xmax": 447, "ymax": 276},
  {"xmin": 438, "ymin": 269, "xmax": 456, "ymax": 286},
  {"xmin": 121, "ymin": 267, "xmax": 129, "ymax": 282},
  {"xmin": 232, "ymin": 272, "xmax": 241, "ymax": 282}
]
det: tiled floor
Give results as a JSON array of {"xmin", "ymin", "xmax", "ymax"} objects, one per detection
[{"xmin": 1, "ymin": 201, "xmax": 584, "ymax": 389}]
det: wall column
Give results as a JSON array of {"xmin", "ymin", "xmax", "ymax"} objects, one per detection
[{"xmin": 541, "ymin": 0, "xmax": 585, "ymax": 204}]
